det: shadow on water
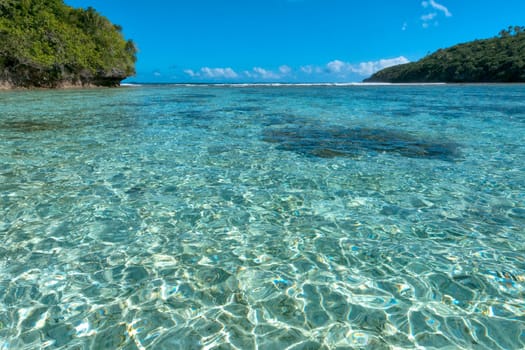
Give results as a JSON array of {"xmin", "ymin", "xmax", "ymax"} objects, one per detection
[
  {"xmin": 263, "ymin": 126, "xmax": 461, "ymax": 161},
  {"xmin": 103, "ymin": 93, "xmax": 218, "ymax": 108},
  {"xmin": 0, "ymin": 121, "xmax": 68, "ymax": 132},
  {"xmin": 216, "ymin": 106, "xmax": 264, "ymax": 113}
]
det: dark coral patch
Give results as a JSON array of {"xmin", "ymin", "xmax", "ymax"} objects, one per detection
[
  {"xmin": 0, "ymin": 121, "xmax": 67, "ymax": 132},
  {"xmin": 263, "ymin": 126, "xmax": 460, "ymax": 161}
]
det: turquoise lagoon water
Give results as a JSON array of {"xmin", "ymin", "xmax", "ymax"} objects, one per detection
[{"xmin": 0, "ymin": 84, "xmax": 524, "ymax": 349}]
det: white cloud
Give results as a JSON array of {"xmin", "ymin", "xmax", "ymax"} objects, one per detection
[
  {"xmin": 421, "ymin": 12, "xmax": 437, "ymax": 21},
  {"xmin": 279, "ymin": 65, "xmax": 292, "ymax": 75},
  {"xmin": 324, "ymin": 56, "xmax": 409, "ymax": 77},
  {"xmin": 378, "ymin": 56, "xmax": 410, "ymax": 69},
  {"xmin": 326, "ymin": 60, "xmax": 346, "ymax": 73},
  {"xmin": 420, "ymin": 0, "xmax": 450, "ymax": 28},
  {"xmin": 182, "ymin": 57, "xmax": 409, "ymax": 82},
  {"xmin": 422, "ymin": 0, "xmax": 451, "ymax": 17},
  {"xmin": 402, "ymin": 22, "xmax": 408, "ymax": 31},
  {"xmin": 300, "ymin": 65, "xmax": 323, "ymax": 74},
  {"xmin": 184, "ymin": 69, "xmax": 197, "ymax": 77},
  {"xmin": 352, "ymin": 57, "xmax": 410, "ymax": 76},
  {"xmin": 429, "ymin": 0, "xmax": 452, "ymax": 17},
  {"xmin": 301, "ymin": 66, "xmax": 313, "ymax": 74},
  {"xmin": 252, "ymin": 67, "xmax": 281, "ymax": 79},
  {"xmin": 201, "ymin": 67, "xmax": 238, "ymax": 78},
  {"xmin": 242, "ymin": 66, "xmax": 293, "ymax": 80},
  {"xmin": 184, "ymin": 67, "xmax": 238, "ymax": 79}
]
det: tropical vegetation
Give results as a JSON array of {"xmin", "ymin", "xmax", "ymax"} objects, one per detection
[
  {"xmin": 365, "ymin": 26, "xmax": 525, "ymax": 83},
  {"xmin": 0, "ymin": 0, "xmax": 136, "ymax": 88}
]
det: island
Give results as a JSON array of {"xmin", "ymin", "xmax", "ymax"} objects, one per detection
[
  {"xmin": 365, "ymin": 26, "xmax": 525, "ymax": 83},
  {"xmin": 0, "ymin": 0, "xmax": 136, "ymax": 88}
]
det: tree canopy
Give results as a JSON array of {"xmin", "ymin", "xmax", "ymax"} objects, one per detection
[
  {"xmin": 0, "ymin": 0, "xmax": 137, "ymax": 87},
  {"xmin": 365, "ymin": 28, "xmax": 525, "ymax": 83}
]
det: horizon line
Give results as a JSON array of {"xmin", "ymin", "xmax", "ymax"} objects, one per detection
[{"xmin": 121, "ymin": 82, "xmax": 450, "ymax": 87}]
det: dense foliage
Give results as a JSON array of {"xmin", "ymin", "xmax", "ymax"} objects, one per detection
[
  {"xmin": 0, "ymin": 0, "xmax": 136, "ymax": 87},
  {"xmin": 365, "ymin": 27, "xmax": 525, "ymax": 83}
]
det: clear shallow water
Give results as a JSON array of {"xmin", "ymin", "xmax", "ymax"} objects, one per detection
[{"xmin": 0, "ymin": 85, "xmax": 524, "ymax": 349}]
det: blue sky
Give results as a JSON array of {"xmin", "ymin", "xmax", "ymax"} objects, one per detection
[{"xmin": 65, "ymin": 0, "xmax": 525, "ymax": 83}]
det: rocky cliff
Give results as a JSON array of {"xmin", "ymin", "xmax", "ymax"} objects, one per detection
[{"xmin": 0, "ymin": 0, "xmax": 136, "ymax": 88}]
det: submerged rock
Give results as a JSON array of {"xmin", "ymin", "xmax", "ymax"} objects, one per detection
[{"xmin": 263, "ymin": 126, "xmax": 460, "ymax": 161}]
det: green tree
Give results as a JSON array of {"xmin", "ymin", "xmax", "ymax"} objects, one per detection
[
  {"xmin": 365, "ymin": 27, "xmax": 525, "ymax": 83},
  {"xmin": 0, "ymin": 0, "xmax": 136, "ymax": 87}
]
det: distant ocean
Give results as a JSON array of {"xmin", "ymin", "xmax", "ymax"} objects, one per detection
[{"xmin": 1, "ymin": 85, "xmax": 524, "ymax": 349}]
